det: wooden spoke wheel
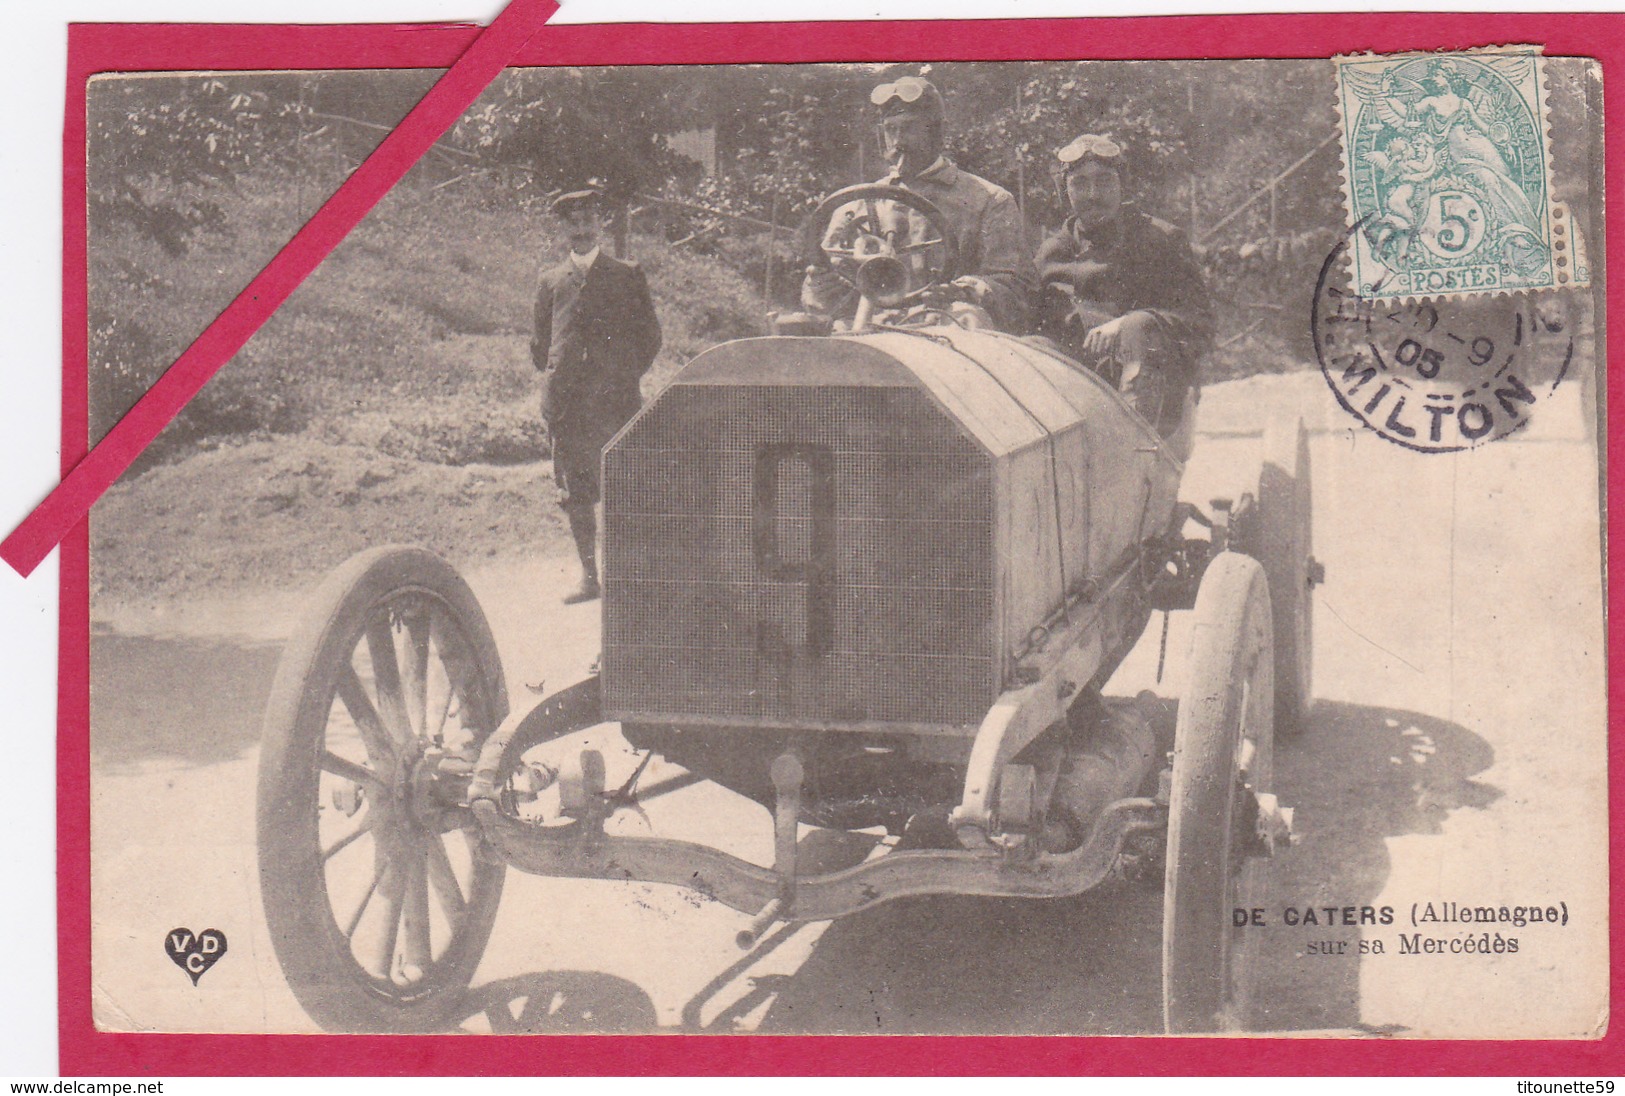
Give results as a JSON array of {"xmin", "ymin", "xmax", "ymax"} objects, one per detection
[
  {"xmin": 257, "ymin": 547, "xmax": 508, "ymax": 1032},
  {"xmin": 1162, "ymin": 552, "xmax": 1274, "ymax": 1034}
]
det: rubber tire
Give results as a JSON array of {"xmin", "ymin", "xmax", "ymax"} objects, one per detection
[
  {"xmin": 1162, "ymin": 552, "xmax": 1274, "ymax": 1034},
  {"xmin": 1238, "ymin": 411, "xmax": 1314, "ymax": 734},
  {"xmin": 258, "ymin": 546, "xmax": 508, "ymax": 1032}
]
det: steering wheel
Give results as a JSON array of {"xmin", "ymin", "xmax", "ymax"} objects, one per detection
[{"xmin": 803, "ymin": 183, "xmax": 960, "ymax": 307}]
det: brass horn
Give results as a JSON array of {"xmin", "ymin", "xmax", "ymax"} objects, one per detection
[{"xmin": 854, "ymin": 254, "xmax": 910, "ymax": 308}]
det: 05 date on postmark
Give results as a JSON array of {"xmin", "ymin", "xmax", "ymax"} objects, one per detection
[{"xmin": 1312, "ymin": 239, "xmax": 1576, "ymax": 452}]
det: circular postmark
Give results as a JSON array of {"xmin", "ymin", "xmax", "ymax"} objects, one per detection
[{"xmin": 1312, "ymin": 227, "xmax": 1576, "ymax": 453}]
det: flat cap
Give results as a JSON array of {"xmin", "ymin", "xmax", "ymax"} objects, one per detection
[{"xmin": 550, "ymin": 187, "xmax": 605, "ymax": 215}]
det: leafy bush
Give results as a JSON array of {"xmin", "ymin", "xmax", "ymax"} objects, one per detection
[
  {"xmin": 375, "ymin": 406, "xmax": 548, "ymax": 466},
  {"xmin": 627, "ymin": 232, "xmax": 770, "ymax": 393},
  {"xmin": 89, "ymin": 75, "xmax": 301, "ymax": 256},
  {"xmin": 711, "ymin": 233, "xmax": 808, "ymax": 312},
  {"xmin": 88, "ymin": 62, "xmax": 1382, "ymax": 474},
  {"xmin": 87, "ymin": 163, "xmax": 772, "ymax": 470}
]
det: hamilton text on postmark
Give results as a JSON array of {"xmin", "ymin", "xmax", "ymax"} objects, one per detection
[{"xmin": 1312, "ymin": 227, "xmax": 1576, "ymax": 452}]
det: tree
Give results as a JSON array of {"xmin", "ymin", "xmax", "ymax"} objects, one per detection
[
  {"xmin": 456, "ymin": 67, "xmax": 693, "ymax": 203},
  {"xmin": 87, "ymin": 74, "xmax": 312, "ymax": 254}
]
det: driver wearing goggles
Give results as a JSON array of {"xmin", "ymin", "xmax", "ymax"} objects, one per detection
[
  {"xmin": 802, "ymin": 76, "xmax": 1031, "ymax": 332},
  {"xmin": 1035, "ymin": 134, "xmax": 1213, "ymax": 437}
]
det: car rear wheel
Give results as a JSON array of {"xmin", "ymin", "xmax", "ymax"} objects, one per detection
[{"xmin": 1235, "ymin": 410, "xmax": 1315, "ymax": 734}]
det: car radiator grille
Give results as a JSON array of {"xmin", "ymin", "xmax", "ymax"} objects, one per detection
[{"xmin": 602, "ymin": 383, "xmax": 996, "ymax": 728}]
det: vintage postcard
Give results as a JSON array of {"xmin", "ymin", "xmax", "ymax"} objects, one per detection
[{"xmin": 26, "ymin": 10, "xmax": 1619, "ymax": 1073}]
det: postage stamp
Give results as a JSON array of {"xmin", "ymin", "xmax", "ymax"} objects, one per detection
[{"xmin": 1334, "ymin": 49, "xmax": 1584, "ymax": 300}]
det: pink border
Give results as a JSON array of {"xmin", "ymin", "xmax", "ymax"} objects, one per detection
[
  {"xmin": 60, "ymin": 14, "xmax": 1625, "ymax": 1075},
  {"xmin": 6, "ymin": 2, "xmax": 556, "ymax": 576}
]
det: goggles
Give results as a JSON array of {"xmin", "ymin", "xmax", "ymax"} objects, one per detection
[
  {"xmin": 1056, "ymin": 134, "xmax": 1124, "ymax": 169},
  {"xmin": 870, "ymin": 76, "xmax": 934, "ymax": 109}
]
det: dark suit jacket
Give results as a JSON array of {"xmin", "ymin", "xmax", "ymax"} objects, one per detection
[
  {"xmin": 1034, "ymin": 208, "xmax": 1213, "ymax": 348},
  {"xmin": 531, "ymin": 251, "xmax": 662, "ymax": 461}
]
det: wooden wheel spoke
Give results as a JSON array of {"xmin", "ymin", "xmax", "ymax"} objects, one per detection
[
  {"xmin": 429, "ymin": 685, "xmax": 459, "ymax": 745},
  {"xmin": 400, "ymin": 609, "xmax": 432, "ymax": 742},
  {"xmin": 321, "ymin": 749, "xmax": 385, "ymax": 792},
  {"xmin": 424, "ymin": 807, "xmax": 466, "ymax": 836},
  {"xmin": 426, "ymin": 614, "xmax": 469, "ymax": 742},
  {"xmin": 401, "ymin": 845, "xmax": 432, "ymax": 976},
  {"xmin": 321, "ymin": 811, "xmax": 375, "ymax": 864},
  {"xmin": 424, "ymin": 837, "xmax": 467, "ymax": 922},
  {"xmin": 369, "ymin": 852, "xmax": 408, "ymax": 978},
  {"xmin": 336, "ymin": 664, "xmax": 397, "ymax": 767},
  {"xmin": 341, "ymin": 849, "xmax": 391, "ymax": 939},
  {"xmin": 366, "ymin": 616, "xmax": 413, "ymax": 746}
]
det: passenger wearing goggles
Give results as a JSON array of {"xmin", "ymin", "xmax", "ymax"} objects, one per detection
[
  {"xmin": 1036, "ymin": 134, "xmax": 1212, "ymax": 437},
  {"xmin": 802, "ymin": 76, "xmax": 1031, "ymax": 332}
]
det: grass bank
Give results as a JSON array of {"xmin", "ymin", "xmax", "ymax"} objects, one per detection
[{"xmin": 89, "ymin": 172, "xmax": 770, "ymax": 601}]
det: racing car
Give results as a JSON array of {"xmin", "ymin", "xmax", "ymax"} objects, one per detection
[{"xmin": 256, "ymin": 183, "xmax": 1319, "ymax": 1035}]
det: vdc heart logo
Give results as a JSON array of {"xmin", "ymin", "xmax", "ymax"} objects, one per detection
[{"xmin": 164, "ymin": 928, "xmax": 227, "ymax": 986}]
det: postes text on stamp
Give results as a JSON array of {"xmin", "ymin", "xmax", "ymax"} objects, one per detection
[{"xmin": 1335, "ymin": 49, "xmax": 1583, "ymax": 300}]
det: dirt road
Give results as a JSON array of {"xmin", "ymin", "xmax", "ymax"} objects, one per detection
[{"xmin": 86, "ymin": 372, "xmax": 1607, "ymax": 1037}]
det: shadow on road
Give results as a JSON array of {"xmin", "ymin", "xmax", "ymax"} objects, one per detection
[
  {"xmin": 90, "ymin": 633, "xmax": 282, "ymax": 768},
  {"xmin": 453, "ymin": 970, "xmax": 658, "ymax": 1033},
  {"xmin": 90, "ymin": 619, "xmax": 1500, "ymax": 1036},
  {"xmin": 742, "ymin": 699, "xmax": 1498, "ymax": 1035},
  {"xmin": 288, "ymin": 698, "xmax": 1499, "ymax": 1035},
  {"xmin": 756, "ymin": 887, "xmax": 1168, "ymax": 1034},
  {"xmin": 1251, "ymin": 699, "xmax": 1500, "ymax": 1034}
]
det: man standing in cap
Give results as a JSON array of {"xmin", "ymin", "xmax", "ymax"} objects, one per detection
[
  {"xmin": 1036, "ymin": 134, "xmax": 1212, "ymax": 437},
  {"xmin": 532, "ymin": 186, "xmax": 663, "ymax": 603},
  {"xmin": 803, "ymin": 75, "xmax": 1030, "ymax": 332}
]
